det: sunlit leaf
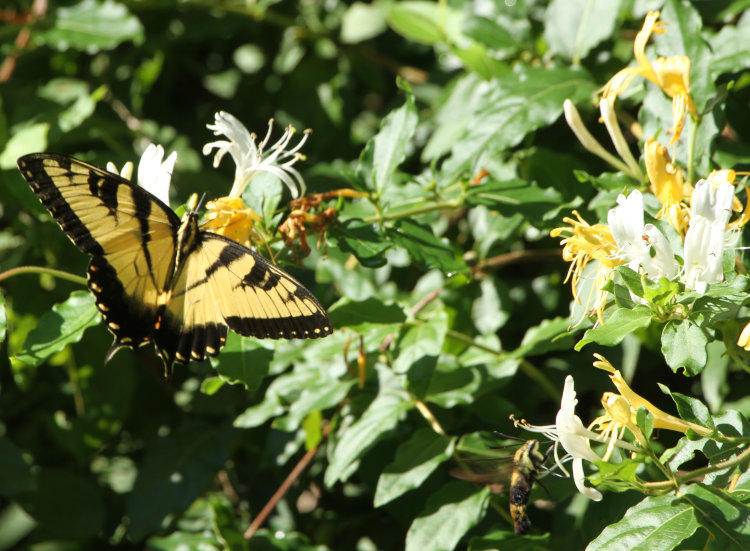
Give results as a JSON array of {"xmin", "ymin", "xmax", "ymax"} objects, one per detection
[
  {"xmin": 14, "ymin": 291, "xmax": 100, "ymax": 367},
  {"xmin": 405, "ymin": 482, "xmax": 490, "ymax": 551}
]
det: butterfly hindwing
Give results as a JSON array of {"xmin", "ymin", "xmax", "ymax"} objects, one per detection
[{"xmin": 155, "ymin": 232, "xmax": 332, "ymax": 365}]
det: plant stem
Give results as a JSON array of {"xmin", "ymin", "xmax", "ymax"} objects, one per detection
[
  {"xmin": 642, "ymin": 444, "xmax": 750, "ymax": 493},
  {"xmin": 0, "ymin": 266, "xmax": 87, "ymax": 286},
  {"xmin": 363, "ymin": 199, "xmax": 462, "ymax": 224}
]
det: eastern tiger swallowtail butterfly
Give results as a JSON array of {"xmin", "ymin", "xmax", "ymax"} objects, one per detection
[{"xmin": 17, "ymin": 153, "xmax": 333, "ymax": 368}]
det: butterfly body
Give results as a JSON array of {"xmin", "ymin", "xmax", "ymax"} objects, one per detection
[{"xmin": 18, "ymin": 153, "xmax": 332, "ymax": 368}]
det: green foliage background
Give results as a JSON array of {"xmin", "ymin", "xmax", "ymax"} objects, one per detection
[{"xmin": 2, "ymin": 0, "xmax": 750, "ymax": 550}]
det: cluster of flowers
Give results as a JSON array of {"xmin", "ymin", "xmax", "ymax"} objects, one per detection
[
  {"xmin": 519, "ymin": 11, "xmax": 748, "ymax": 500},
  {"xmin": 552, "ymin": 11, "xmax": 749, "ymax": 333},
  {"xmin": 109, "ymin": 111, "xmax": 310, "ymax": 249}
]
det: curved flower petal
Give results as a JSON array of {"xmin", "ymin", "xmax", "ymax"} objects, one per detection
[{"xmin": 203, "ymin": 111, "xmax": 309, "ymax": 199}]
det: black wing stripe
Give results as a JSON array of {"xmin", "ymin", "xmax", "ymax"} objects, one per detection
[{"xmin": 18, "ymin": 157, "xmax": 105, "ymax": 256}]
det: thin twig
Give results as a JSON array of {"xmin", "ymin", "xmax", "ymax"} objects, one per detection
[{"xmin": 244, "ymin": 424, "xmax": 330, "ymax": 539}]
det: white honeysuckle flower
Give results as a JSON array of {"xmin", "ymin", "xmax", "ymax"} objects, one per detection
[
  {"xmin": 515, "ymin": 376, "xmax": 604, "ymax": 501},
  {"xmin": 683, "ymin": 216, "xmax": 724, "ymax": 293},
  {"xmin": 607, "ymin": 190, "xmax": 677, "ymax": 281},
  {"xmin": 691, "ymin": 178, "xmax": 734, "ymax": 227},
  {"xmin": 202, "ymin": 111, "xmax": 309, "ymax": 199},
  {"xmin": 682, "ymin": 178, "xmax": 734, "ymax": 292},
  {"xmin": 608, "ymin": 190, "xmax": 646, "ymax": 271},
  {"xmin": 107, "ymin": 144, "xmax": 176, "ymax": 207},
  {"xmin": 555, "ymin": 376, "xmax": 604, "ymax": 501},
  {"xmin": 642, "ymin": 224, "xmax": 677, "ymax": 280}
]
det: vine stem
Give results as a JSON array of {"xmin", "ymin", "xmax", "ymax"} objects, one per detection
[
  {"xmin": 363, "ymin": 199, "xmax": 461, "ymax": 224},
  {"xmin": 244, "ymin": 423, "xmax": 331, "ymax": 540},
  {"xmin": 0, "ymin": 266, "xmax": 87, "ymax": 286},
  {"xmin": 642, "ymin": 444, "xmax": 750, "ymax": 493}
]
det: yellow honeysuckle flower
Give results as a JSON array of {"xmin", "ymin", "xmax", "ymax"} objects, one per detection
[
  {"xmin": 591, "ymin": 393, "xmax": 649, "ymax": 458},
  {"xmin": 738, "ymin": 321, "xmax": 750, "ymax": 350},
  {"xmin": 593, "ymin": 354, "xmax": 712, "ymax": 436},
  {"xmin": 644, "ymin": 138, "xmax": 690, "ymax": 234},
  {"xmin": 600, "ymin": 11, "xmax": 697, "ymax": 145},
  {"xmin": 203, "ymin": 196, "xmax": 263, "ymax": 248},
  {"xmin": 551, "ymin": 213, "xmax": 622, "ymax": 324}
]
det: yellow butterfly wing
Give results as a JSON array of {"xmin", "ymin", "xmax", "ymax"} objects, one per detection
[
  {"xmin": 154, "ymin": 232, "xmax": 332, "ymax": 365},
  {"xmin": 18, "ymin": 153, "xmax": 179, "ymax": 353}
]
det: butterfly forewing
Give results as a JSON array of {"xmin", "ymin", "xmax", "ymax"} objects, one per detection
[{"xmin": 18, "ymin": 153, "xmax": 179, "ymax": 352}]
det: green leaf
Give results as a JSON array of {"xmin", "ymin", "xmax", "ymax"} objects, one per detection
[
  {"xmin": 659, "ymin": 387, "xmax": 715, "ymax": 432},
  {"xmin": 0, "ymin": 122, "xmax": 50, "ymax": 169},
  {"xmin": 233, "ymin": 394, "xmax": 285, "ymax": 429},
  {"xmin": 328, "ymin": 297, "xmax": 407, "ymax": 329},
  {"xmin": 329, "ymin": 219, "xmax": 389, "ymax": 267},
  {"xmin": 126, "ymin": 423, "xmax": 238, "ymax": 540},
  {"xmin": 405, "ymin": 481, "xmax": 490, "ymax": 551},
  {"xmin": 470, "ymin": 530, "xmax": 550, "ymax": 550},
  {"xmin": 385, "ymin": 2, "xmax": 462, "ymax": 46},
  {"xmin": 374, "ymin": 430, "xmax": 455, "ymax": 507},
  {"xmin": 465, "ymin": 178, "xmax": 563, "ymax": 221},
  {"xmin": 0, "ymin": 437, "xmax": 34, "ymax": 495},
  {"xmin": 324, "ymin": 389, "xmax": 409, "ymax": 486},
  {"xmin": 340, "ymin": 2, "xmax": 387, "ymax": 44},
  {"xmin": 575, "ymin": 307, "xmax": 652, "ymax": 349},
  {"xmin": 371, "ymin": 80, "xmax": 418, "ymax": 192},
  {"xmin": 544, "ymin": 0, "xmax": 621, "ymax": 62},
  {"xmin": 212, "ymin": 337, "xmax": 273, "ymax": 390},
  {"xmin": 679, "ymin": 485, "xmax": 750, "ymax": 551},
  {"xmin": 661, "ymin": 320, "xmax": 708, "ymax": 376},
  {"xmin": 709, "ymin": 23, "xmax": 750, "ymax": 78},
  {"xmin": 276, "ymin": 378, "xmax": 355, "ymax": 431},
  {"xmin": 462, "ymin": 16, "xmax": 522, "ymax": 55},
  {"xmin": 512, "ymin": 317, "xmax": 578, "ymax": 357},
  {"xmin": 36, "ymin": 0, "xmax": 144, "ymax": 52},
  {"xmin": 394, "ymin": 310, "xmax": 448, "ymax": 374},
  {"xmin": 17, "ymin": 469, "xmax": 105, "ymax": 539},
  {"xmin": 387, "ymin": 219, "xmax": 466, "ymax": 274},
  {"xmin": 456, "ymin": 66, "xmax": 597, "ymax": 161},
  {"xmin": 0, "ymin": 292, "xmax": 6, "ymax": 345},
  {"xmin": 587, "ymin": 495, "xmax": 699, "ymax": 551},
  {"xmin": 14, "ymin": 291, "xmax": 101, "ymax": 367}
]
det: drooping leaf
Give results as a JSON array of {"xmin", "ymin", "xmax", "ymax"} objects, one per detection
[
  {"xmin": 324, "ymin": 386, "xmax": 410, "ymax": 486},
  {"xmin": 328, "ymin": 296, "xmax": 407, "ymax": 329},
  {"xmin": 661, "ymin": 320, "xmax": 708, "ymax": 376},
  {"xmin": 35, "ymin": 0, "xmax": 145, "ymax": 52},
  {"xmin": 544, "ymin": 0, "xmax": 621, "ymax": 62},
  {"xmin": 126, "ymin": 423, "xmax": 238, "ymax": 540},
  {"xmin": 374, "ymin": 429, "xmax": 455, "ymax": 506},
  {"xmin": 405, "ymin": 481, "xmax": 490, "ymax": 551},
  {"xmin": 387, "ymin": 219, "xmax": 466, "ymax": 274},
  {"xmin": 14, "ymin": 291, "xmax": 101, "ymax": 367},
  {"xmin": 679, "ymin": 485, "xmax": 750, "ymax": 551},
  {"xmin": 16, "ymin": 469, "xmax": 105, "ymax": 539},
  {"xmin": 575, "ymin": 307, "xmax": 652, "ymax": 349},
  {"xmin": 0, "ymin": 437, "xmax": 34, "ymax": 495},
  {"xmin": 212, "ymin": 336, "xmax": 273, "ymax": 390},
  {"xmin": 587, "ymin": 494, "xmax": 700, "ymax": 551},
  {"xmin": 370, "ymin": 79, "xmax": 418, "ymax": 192},
  {"xmin": 329, "ymin": 219, "xmax": 389, "ymax": 268}
]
